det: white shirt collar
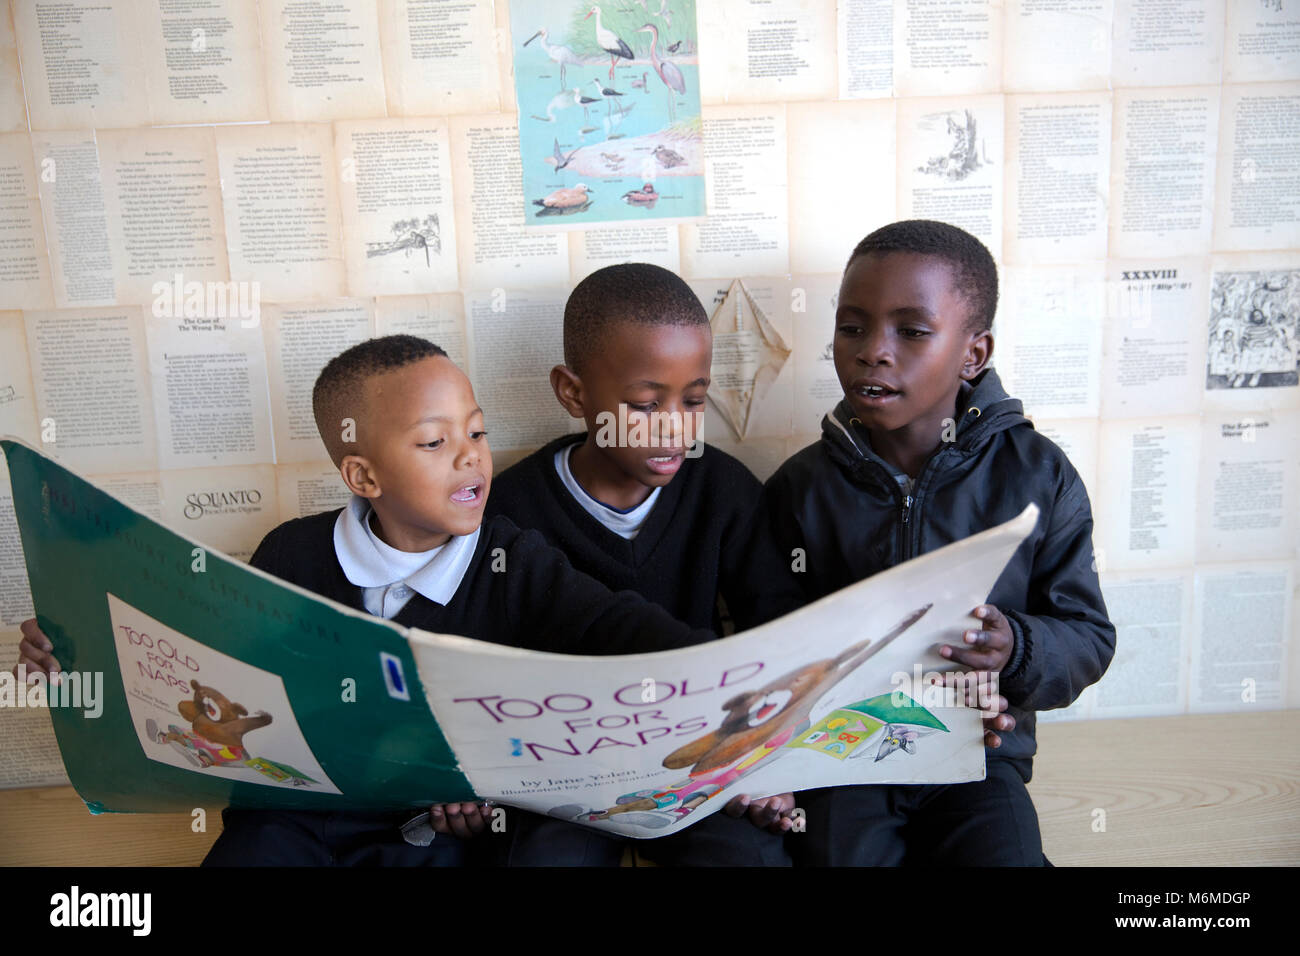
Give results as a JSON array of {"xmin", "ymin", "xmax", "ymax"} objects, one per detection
[
  {"xmin": 554, "ymin": 444, "xmax": 660, "ymax": 541},
  {"xmin": 333, "ymin": 495, "xmax": 479, "ymax": 606}
]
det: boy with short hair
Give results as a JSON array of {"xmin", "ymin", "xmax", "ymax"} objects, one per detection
[
  {"xmin": 484, "ymin": 263, "xmax": 799, "ymax": 865},
  {"xmin": 20, "ymin": 334, "xmax": 723, "ymax": 866},
  {"xmin": 762, "ymin": 220, "xmax": 1116, "ymax": 866}
]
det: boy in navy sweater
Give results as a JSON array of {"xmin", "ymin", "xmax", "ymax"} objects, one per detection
[
  {"xmin": 762, "ymin": 220, "xmax": 1116, "ymax": 865},
  {"xmin": 485, "ymin": 264, "xmax": 799, "ymax": 865},
  {"xmin": 19, "ymin": 335, "xmax": 724, "ymax": 866}
]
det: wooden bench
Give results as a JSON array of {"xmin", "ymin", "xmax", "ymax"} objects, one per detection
[{"xmin": 2, "ymin": 712, "xmax": 1295, "ymax": 866}]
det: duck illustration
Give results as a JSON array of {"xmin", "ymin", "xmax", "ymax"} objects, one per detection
[
  {"xmin": 533, "ymin": 183, "xmax": 593, "ymax": 215},
  {"xmin": 621, "ymin": 183, "xmax": 658, "ymax": 205},
  {"xmin": 652, "ymin": 144, "xmax": 686, "ymax": 168}
]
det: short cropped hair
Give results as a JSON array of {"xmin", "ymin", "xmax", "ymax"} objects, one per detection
[
  {"xmin": 847, "ymin": 220, "xmax": 998, "ymax": 333},
  {"xmin": 312, "ymin": 334, "xmax": 448, "ymax": 465},
  {"xmin": 563, "ymin": 263, "xmax": 709, "ymax": 373}
]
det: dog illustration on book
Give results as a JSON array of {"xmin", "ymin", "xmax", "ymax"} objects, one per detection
[
  {"xmin": 144, "ymin": 679, "xmax": 318, "ymax": 787},
  {"xmin": 553, "ymin": 605, "xmax": 938, "ymax": 828}
]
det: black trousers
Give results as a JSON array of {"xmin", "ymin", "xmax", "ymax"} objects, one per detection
[
  {"xmin": 788, "ymin": 757, "xmax": 1044, "ymax": 866},
  {"xmin": 486, "ymin": 808, "xmax": 792, "ymax": 867},
  {"xmin": 202, "ymin": 808, "xmax": 466, "ymax": 867}
]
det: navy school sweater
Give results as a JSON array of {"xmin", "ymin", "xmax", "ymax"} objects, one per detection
[
  {"xmin": 248, "ymin": 509, "xmax": 716, "ymax": 655},
  {"xmin": 484, "ymin": 434, "xmax": 804, "ymax": 634}
]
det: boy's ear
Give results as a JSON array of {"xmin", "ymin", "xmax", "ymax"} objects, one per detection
[
  {"xmin": 961, "ymin": 329, "xmax": 993, "ymax": 380},
  {"xmin": 550, "ymin": 364, "xmax": 586, "ymax": 419},
  {"xmin": 340, "ymin": 456, "xmax": 381, "ymax": 499}
]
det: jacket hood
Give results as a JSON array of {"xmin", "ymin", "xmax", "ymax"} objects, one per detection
[{"xmin": 820, "ymin": 366, "xmax": 1030, "ymax": 478}]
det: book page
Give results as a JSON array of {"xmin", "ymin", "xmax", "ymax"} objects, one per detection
[
  {"xmin": 1002, "ymin": 0, "xmax": 1112, "ymax": 92},
  {"xmin": 378, "ymin": 0, "xmax": 499, "ymax": 116},
  {"xmin": 464, "ymin": 288, "xmax": 573, "ymax": 452},
  {"xmin": 31, "ymin": 131, "xmax": 115, "ymax": 308},
  {"xmin": 336, "ymin": 118, "xmax": 459, "ymax": 297},
  {"xmin": 374, "ymin": 293, "xmax": 467, "ymax": 369},
  {"xmin": 0, "ymin": 636, "xmax": 68, "ymax": 788},
  {"xmin": 0, "ymin": 311, "xmax": 38, "ymax": 444},
  {"xmin": 790, "ymin": 274, "xmax": 845, "ymax": 434},
  {"xmin": 0, "ymin": 460, "xmax": 33, "ymax": 628},
  {"xmin": 449, "ymin": 114, "xmax": 568, "ymax": 290},
  {"xmin": 88, "ymin": 471, "xmax": 163, "ymax": 520},
  {"xmin": 215, "ymin": 123, "xmax": 346, "ymax": 302},
  {"xmin": 687, "ymin": 276, "xmax": 796, "ymax": 440},
  {"xmin": 1195, "ymin": 410, "xmax": 1297, "ymax": 563},
  {"xmin": 837, "ymin": 0, "xmax": 894, "ymax": 98},
  {"xmin": 698, "ymin": 0, "xmax": 836, "ymax": 103},
  {"xmin": 1094, "ymin": 569, "xmax": 1191, "ymax": 717},
  {"xmin": 275, "ymin": 461, "xmax": 350, "ymax": 523},
  {"xmin": 705, "ymin": 434, "xmax": 795, "ymax": 485},
  {"xmin": 1028, "ymin": 417, "xmax": 1099, "ymax": 503},
  {"xmin": 159, "ymin": 464, "xmax": 280, "ymax": 562},
  {"xmin": 787, "ymin": 100, "xmax": 895, "ymax": 275},
  {"xmin": 12, "ymin": 0, "xmax": 149, "ymax": 130},
  {"xmin": 1109, "ymin": 87, "xmax": 1219, "ymax": 259},
  {"xmin": 1095, "ymin": 416, "xmax": 1199, "ymax": 571},
  {"xmin": 568, "ymin": 226, "xmax": 682, "ymax": 284},
  {"xmin": 681, "ymin": 104, "xmax": 789, "ymax": 279},
  {"xmin": 892, "ymin": 0, "xmax": 1003, "ymax": 98},
  {"xmin": 263, "ymin": 300, "xmax": 375, "ymax": 464},
  {"xmin": 1100, "ymin": 258, "xmax": 1209, "ymax": 419},
  {"xmin": 1203, "ymin": 252, "xmax": 1300, "ymax": 412},
  {"xmin": 1111, "ymin": 0, "xmax": 1224, "ymax": 87},
  {"xmin": 139, "ymin": 0, "xmax": 268, "ymax": 124},
  {"xmin": 24, "ymin": 307, "xmax": 158, "ymax": 475},
  {"xmin": 996, "ymin": 263, "xmax": 1104, "ymax": 419},
  {"xmin": 1190, "ymin": 561, "xmax": 1292, "ymax": 712},
  {"xmin": 897, "ymin": 94, "xmax": 1004, "ymax": 256},
  {"xmin": 0, "ymin": 2, "xmax": 25, "ymax": 131},
  {"xmin": 1003, "ymin": 92, "xmax": 1111, "ymax": 265},
  {"xmin": 144, "ymin": 309, "xmax": 274, "ymax": 471},
  {"xmin": 259, "ymin": 0, "xmax": 388, "ymax": 122},
  {"xmin": 96, "ymin": 127, "xmax": 230, "ymax": 308},
  {"xmin": 1225, "ymin": 0, "xmax": 1300, "ymax": 83},
  {"xmin": 1212, "ymin": 83, "xmax": 1300, "ymax": 253},
  {"xmin": 0, "ymin": 133, "xmax": 55, "ymax": 310}
]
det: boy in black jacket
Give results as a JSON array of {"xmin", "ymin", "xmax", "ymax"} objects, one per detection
[
  {"xmin": 762, "ymin": 221, "xmax": 1115, "ymax": 865},
  {"xmin": 485, "ymin": 263, "xmax": 799, "ymax": 865}
]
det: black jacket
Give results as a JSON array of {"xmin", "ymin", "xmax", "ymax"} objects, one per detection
[{"xmin": 761, "ymin": 367, "xmax": 1115, "ymax": 763}]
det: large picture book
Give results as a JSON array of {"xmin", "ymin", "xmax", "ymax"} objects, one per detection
[{"xmin": 3, "ymin": 437, "xmax": 1037, "ymax": 838}]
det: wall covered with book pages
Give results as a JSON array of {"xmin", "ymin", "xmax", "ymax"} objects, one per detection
[{"xmin": 0, "ymin": 0, "xmax": 1296, "ymax": 786}]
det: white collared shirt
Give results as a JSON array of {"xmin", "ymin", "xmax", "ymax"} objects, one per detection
[
  {"xmin": 554, "ymin": 444, "xmax": 660, "ymax": 540},
  {"xmin": 333, "ymin": 495, "xmax": 479, "ymax": 619}
]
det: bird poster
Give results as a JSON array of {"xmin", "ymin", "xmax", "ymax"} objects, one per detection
[{"xmin": 511, "ymin": 1, "xmax": 705, "ymax": 228}]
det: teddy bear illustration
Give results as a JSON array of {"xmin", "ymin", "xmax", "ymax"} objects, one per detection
[
  {"xmin": 555, "ymin": 604, "xmax": 933, "ymax": 827},
  {"xmin": 145, "ymin": 679, "xmax": 317, "ymax": 786}
]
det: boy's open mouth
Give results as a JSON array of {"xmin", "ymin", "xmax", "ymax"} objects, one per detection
[
  {"xmin": 646, "ymin": 451, "xmax": 684, "ymax": 475},
  {"xmin": 853, "ymin": 379, "xmax": 901, "ymax": 402},
  {"xmin": 450, "ymin": 483, "xmax": 484, "ymax": 504}
]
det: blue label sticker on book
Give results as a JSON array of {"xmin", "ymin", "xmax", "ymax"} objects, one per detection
[{"xmin": 380, "ymin": 652, "xmax": 409, "ymax": 701}]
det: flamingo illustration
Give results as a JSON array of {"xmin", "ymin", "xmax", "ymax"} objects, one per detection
[
  {"xmin": 636, "ymin": 23, "xmax": 684, "ymax": 122},
  {"xmin": 585, "ymin": 5, "xmax": 634, "ymax": 80}
]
